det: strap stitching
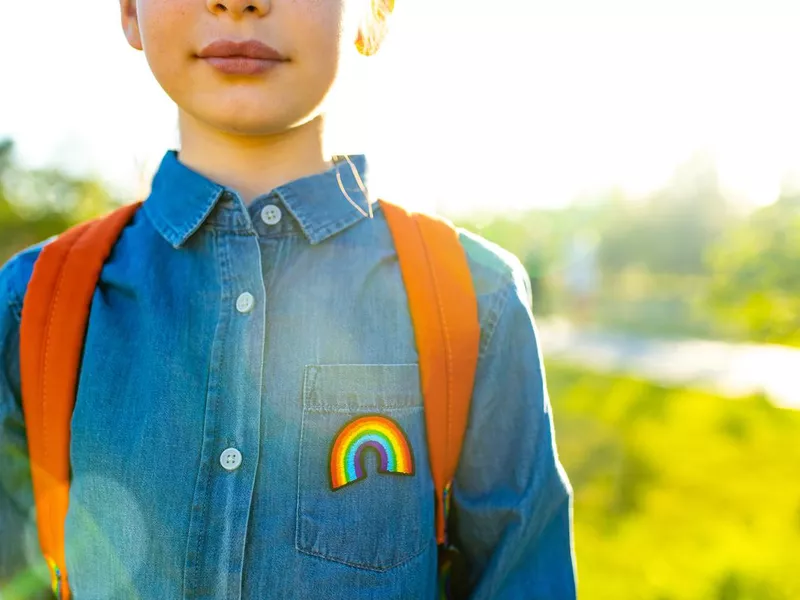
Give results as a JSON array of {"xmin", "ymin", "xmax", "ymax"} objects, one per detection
[
  {"xmin": 413, "ymin": 215, "xmax": 455, "ymax": 475},
  {"xmin": 39, "ymin": 222, "xmax": 94, "ymax": 567}
]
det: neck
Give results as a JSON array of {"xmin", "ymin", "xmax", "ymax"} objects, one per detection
[{"xmin": 176, "ymin": 112, "xmax": 333, "ymax": 205}]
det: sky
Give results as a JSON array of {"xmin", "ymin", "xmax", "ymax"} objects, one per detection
[{"xmin": 2, "ymin": 0, "xmax": 800, "ymax": 216}]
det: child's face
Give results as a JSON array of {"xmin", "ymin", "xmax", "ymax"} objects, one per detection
[{"xmin": 120, "ymin": 0, "xmax": 368, "ymax": 135}]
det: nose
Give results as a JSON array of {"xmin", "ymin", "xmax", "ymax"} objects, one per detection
[{"xmin": 206, "ymin": 0, "xmax": 270, "ymax": 17}]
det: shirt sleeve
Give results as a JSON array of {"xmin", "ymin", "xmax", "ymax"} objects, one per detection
[
  {"xmin": 449, "ymin": 258, "xmax": 577, "ymax": 599},
  {"xmin": 0, "ymin": 255, "xmax": 49, "ymax": 593}
]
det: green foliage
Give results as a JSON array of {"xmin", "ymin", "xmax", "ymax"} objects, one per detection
[
  {"xmin": 706, "ymin": 195, "xmax": 800, "ymax": 345},
  {"xmin": 0, "ymin": 139, "xmax": 117, "ymax": 263},
  {"xmin": 598, "ymin": 155, "xmax": 732, "ymax": 277},
  {"xmin": 548, "ymin": 362, "xmax": 800, "ymax": 600},
  {"xmin": 456, "ymin": 154, "xmax": 800, "ymax": 345},
  {"xmin": 455, "ymin": 203, "xmax": 608, "ymax": 316}
]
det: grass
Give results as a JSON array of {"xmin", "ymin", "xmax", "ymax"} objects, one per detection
[{"xmin": 546, "ymin": 361, "xmax": 800, "ymax": 600}]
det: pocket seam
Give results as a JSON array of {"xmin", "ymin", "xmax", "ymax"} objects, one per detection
[
  {"xmin": 303, "ymin": 405, "xmax": 422, "ymax": 415},
  {"xmin": 295, "ymin": 536, "xmax": 430, "ymax": 573},
  {"xmin": 294, "ymin": 377, "xmax": 309, "ymax": 564},
  {"xmin": 303, "ymin": 363, "xmax": 422, "ymax": 410}
]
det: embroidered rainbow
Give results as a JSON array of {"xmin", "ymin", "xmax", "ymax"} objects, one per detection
[{"xmin": 329, "ymin": 414, "xmax": 415, "ymax": 490}]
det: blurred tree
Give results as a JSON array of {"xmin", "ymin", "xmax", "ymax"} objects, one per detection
[
  {"xmin": 0, "ymin": 139, "xmax": 117, "ymax": 263},
  {"xmin": 456, "ymin": 155, "xmax": 748, "ymax": 339},
  {"xmin": 598, "ymin": 153, "xmax": 733, "ymax": 277},
  {"xmin": 706, "ymin": 193, "xmax": 800, "ymax": 345}
]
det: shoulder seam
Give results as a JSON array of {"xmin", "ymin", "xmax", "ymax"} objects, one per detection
[{"xmin": 477, "ymin": 272, "xmax": 515, "ymax": 361}]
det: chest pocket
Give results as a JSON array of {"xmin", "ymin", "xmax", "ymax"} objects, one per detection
[{"xmin": 296, "ymin": 364, "xmax": 434, "ymax": 571}]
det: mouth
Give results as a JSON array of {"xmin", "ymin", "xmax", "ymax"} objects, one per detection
[{"xmin": 196, "ymin": 39, "xmax": 287, "ymax": 75}]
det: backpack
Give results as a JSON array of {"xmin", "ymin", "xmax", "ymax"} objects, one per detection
[{"xmin": 18, "ymin": 198, "xmax": 480, "ymax": 600}]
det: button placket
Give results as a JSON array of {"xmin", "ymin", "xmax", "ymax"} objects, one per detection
[{"xmin": 183, "ymin": 229, "xmax": 265, "ymax": 599}]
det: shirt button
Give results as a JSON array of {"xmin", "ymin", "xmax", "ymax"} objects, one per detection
[
  {"xmin": 220, "ymin": 447, "xmax": 242, "ymax": 471},
  {"xmin": 236, "ymin": 292, "xmax": 255, "ymax": 314},
  {"xmin": 260, "ymin": 204, "xmax": 282, "ymax": 225}
]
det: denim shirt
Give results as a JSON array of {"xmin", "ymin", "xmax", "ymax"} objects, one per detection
[{"xmin": 0, "ymin": 151, "xmax": 576, "ymax": 599}]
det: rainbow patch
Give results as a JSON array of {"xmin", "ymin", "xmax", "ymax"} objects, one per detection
[{"xmin": 329, "ymin": 414, "xmax": 415, "ymax": 490}]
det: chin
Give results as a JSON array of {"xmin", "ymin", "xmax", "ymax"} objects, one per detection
[
  {"xmin": 209, "ymin": 114, "xmax": 291, "ymax": 136},
  {"xmin": 199, "ymin": 98, "xmax": 322, "ymax": 136}
]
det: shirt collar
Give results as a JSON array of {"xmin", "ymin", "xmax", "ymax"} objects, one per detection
[
  {"xmin": 143, "ymin": 149, "xmax": 377, "ymax": 248},
  {"xmin": 275, "ymin": 153, "xmax": 377, "ymax": 246}
]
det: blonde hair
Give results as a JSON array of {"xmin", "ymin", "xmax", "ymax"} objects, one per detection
[{"xmin": 356, "ymin": 0, "xmax": 394, "ymax": 57}]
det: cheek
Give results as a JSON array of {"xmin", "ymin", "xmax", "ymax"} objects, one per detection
[
  {"xmin": 292, "ymin": 0, "xmax": 353, "ymax": 50},
  {"xmin": 136, "ymin": 0, "xmax": 194, "ymax": 59},
  {"xmin": 135, "ymin": 0, "xmax": 198, "ymax": 92},
  {"xmin": 287, "ymin": 1, "xmax": 351, "ymax": 81}
]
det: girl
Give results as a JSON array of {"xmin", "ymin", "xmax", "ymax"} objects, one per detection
[{"xmin": 0, "ymin": 0, "xmax": 576, "ymax": 598}]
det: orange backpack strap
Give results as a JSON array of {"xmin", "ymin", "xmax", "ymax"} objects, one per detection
[
  {"xmin": 19, "ymin": 202, "xmax": 142, "ymax": 600},
  {"xmin": 379, "ymin": 199, "xmax": 480, "ymax": 546}
]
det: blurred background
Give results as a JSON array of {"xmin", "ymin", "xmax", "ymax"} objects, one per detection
[{"xmin": 2, "ymin": 1, "xmax": 800, "ymax": 599}]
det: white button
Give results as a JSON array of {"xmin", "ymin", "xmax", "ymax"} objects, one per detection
[
  {"xmin": 236, "ymin": 292, "xmax": 255, "ymax": 314},
  {"xmin": 260, "ymin": 204, "xmax": 282, "ymax": 225},
  {"xmin": 220, "ymin": 447, "xmax": 242, "ymax": 471}
]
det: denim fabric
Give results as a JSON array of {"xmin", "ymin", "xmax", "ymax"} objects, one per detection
[{"xmin": 0, "ymin": 150, "xmax": 576, "ymax": 599}]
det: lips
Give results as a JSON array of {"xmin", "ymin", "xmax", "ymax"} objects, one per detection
[
  {"xmin": 197, "ymin": 39, "xmax": 286, "ymax": 60},
  {"xmin": 197, "ymin": 39, "xmax": 287, "ymax": 75}
]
